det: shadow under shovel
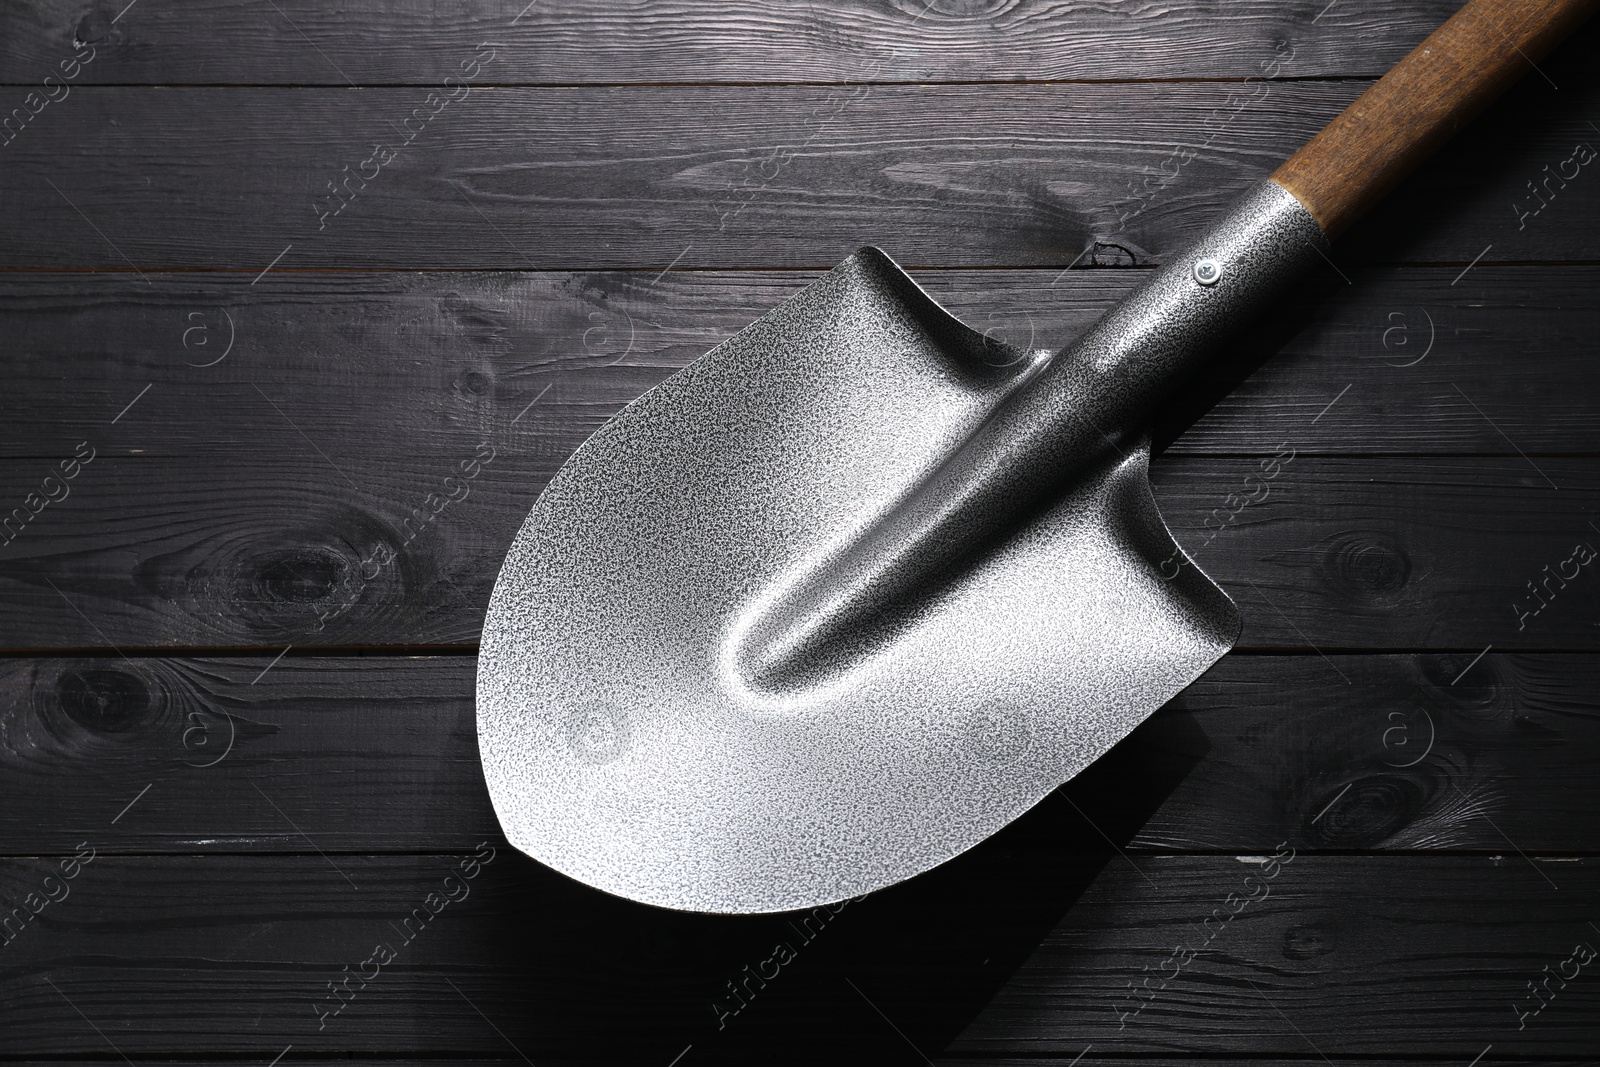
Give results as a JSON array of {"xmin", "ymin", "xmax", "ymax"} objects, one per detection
[{"xmin": 468, "ymin": 706, "xmax": 1209, "ymax": 1066}]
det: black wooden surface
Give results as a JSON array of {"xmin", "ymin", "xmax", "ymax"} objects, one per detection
[{"xmin": 1, "ymin": 1, "xmax": 1597, "ymax": 1064}]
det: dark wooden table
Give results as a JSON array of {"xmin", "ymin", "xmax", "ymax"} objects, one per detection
[{"xmin": 1, "ymin": 1, "xmax": 1597, "ymax": 1064}]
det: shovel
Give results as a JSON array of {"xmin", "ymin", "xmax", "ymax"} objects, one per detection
[{"xmin": 477, "ymin": 0, "xmax": 1597, "ymax": 913}]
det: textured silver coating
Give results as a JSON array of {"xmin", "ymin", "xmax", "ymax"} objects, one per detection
[{"xmin": 477, "ymin": 181, "xmax": 1328, "ymax": 913}]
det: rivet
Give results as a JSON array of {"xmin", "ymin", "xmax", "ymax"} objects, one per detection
[{"xmin": 1193, "ymin": 258, "xmax": 1222, "ymax": 286}]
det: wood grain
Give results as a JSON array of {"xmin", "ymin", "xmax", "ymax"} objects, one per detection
[
  {"xmin": 0, "ymin": 0, "xmax": 1467, "ymax": 85},
  {"xmin": 1273, "ymin": 0, "xmax": 1600, "ymax": 237},
  {"xmin": 0, "ymin": 453, "xmax": 1596, "ymax": 650},
  {"xmin": 0, "ymin": 76, "xmax": 1596, "ymax": 271},
  {"xmin": 0, "ymin": 652, "xmax": 1594, "ymax": 855},
  {"xmin": 0, "ymin": 852, "xmax": 1594, "ymax": 1057},
  {"xmin": 3, "ymin": 265, "xmax": 1600, "ymax": 462}
]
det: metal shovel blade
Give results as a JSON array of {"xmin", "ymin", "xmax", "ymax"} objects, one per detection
[{"xmin": 477, "ymin": 247, "xmax": 1239, "ymax": 913}]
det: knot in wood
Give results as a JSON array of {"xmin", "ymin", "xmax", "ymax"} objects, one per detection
[
  {"xmin": 1306, "ymin": 773, "xmax": 1425, "ymax": 847},
  {"xmin": 1321, "ymin": 531, "xmax": 1413, "ymax": 601},
  {"xmin": 52, "ymin": 664, "xmax": 160, "ymax": 734}
]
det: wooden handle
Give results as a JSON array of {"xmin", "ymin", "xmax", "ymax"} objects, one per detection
[{"xmin": 1271, "ymin": 0, "xmax": 1600, "ymax": 239}]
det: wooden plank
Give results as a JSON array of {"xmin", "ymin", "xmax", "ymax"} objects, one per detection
[
  {"xmin": 1141, "ymin": 652, "xmax": 1600, "ymax": 851},
  {"xmin": 0, "ymin": 652, "xmax": 1595, "ymax": 855},
  {"xmin": 0, "ymin": 852, "xmax": 1594, "ymax": 1057},
  {"xmin": 0, "ymin": 76, "xmax": 1596, "ymax": 271},
  {"xmin": 1192, "ymin": 456, "xmax": 1600, "ymax": 650},
  {"xmin": 0, "ymin": 453, "xmax": 1596, "ymax": 650},
  {"xmin": 955, "ymin": 855, "xmax": 1600, "ymax": 1058},
  {"xmin": 0, "ymin": 0, "xmax": 1477, "ymax": 86},
  {"xmin": 3, "ymin": 264, "xmax": 1599, "ymax": 462},
  {"xmin": 0, "ymin": 655, "xmax": 489, "ymax": 853}
]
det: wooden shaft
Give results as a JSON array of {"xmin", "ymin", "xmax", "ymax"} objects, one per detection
[{"xmin": 1271, "ymin": 0, "xmax": 1600, "ymax": 239}]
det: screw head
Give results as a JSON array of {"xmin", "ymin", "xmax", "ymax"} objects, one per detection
[{"xmin": 1193, "ymin": 258, "xmax": 1222, "ymax": 286}]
